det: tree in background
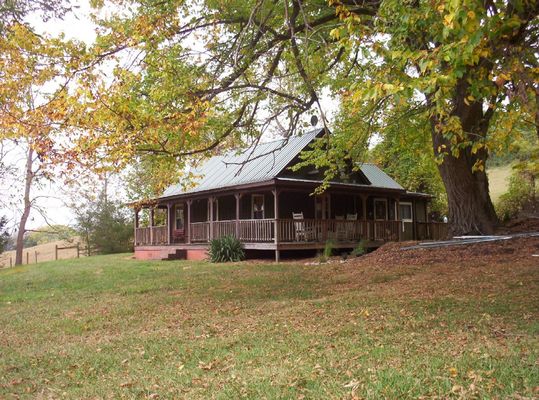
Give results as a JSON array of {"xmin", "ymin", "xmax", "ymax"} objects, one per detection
[
  {"xmin": 72, "ymin": 183, "xmax": 133, "ymax": 256},
  {"xmin": 22, "ymin": 225, "xmax": 77, "ymax": 248},
  {"xmin": 369, "ymin": 104, "xmax": 448, "ymax": 216},
  {"xmin": 0, "ymin": 216, "xmax": 9, "ymax": 254},
  {"xmin": 0, "ymin": 7, "xmax": 84, "ymax": 265}
]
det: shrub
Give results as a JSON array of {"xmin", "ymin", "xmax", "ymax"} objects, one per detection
[
  {"xmin": 351, "ymin": 240, "xmax": 367, "ymax": 257},
  {"xmin": 496, "ymin": 172, "xmax": 537, "ymax": 221},
  {"xmin": 319, "ymin": 239, "xmax": 335, "ymax": 263},
  {"xmin": 208, "ymin": 235, "xmax": 245, "ymax": 263}
]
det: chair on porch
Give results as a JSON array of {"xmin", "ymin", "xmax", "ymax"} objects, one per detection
[
  {"xmin": 172, "ymin": 228, "xmax": 185, "ymax": 243},
  {"xmin": 293, "ymin": 212, "xmax": 314, "ymax": 241}
]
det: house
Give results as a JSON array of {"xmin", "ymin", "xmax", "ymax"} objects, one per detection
[{"xmin": 132, "ymin": 128, "xmax": 447, "ymax": 261}]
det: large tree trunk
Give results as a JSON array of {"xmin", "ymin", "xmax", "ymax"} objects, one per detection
[
  {"xmin": 433, "ymin": 145, "xmax": 498, "ymax": 236},
  {"xmin": 431, "ymin": 78, "xmax": 499, "ymax": 236},
  {"xmin": 15, "ymin": 145, "xmax": 34, "ymax": 265}
]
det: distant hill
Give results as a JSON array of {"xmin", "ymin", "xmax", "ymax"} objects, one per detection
[
  {"xmin": 0, "ymin": 238, "xmax": 83, "ymax": 267},
  {"xmin": 488, "ymin": 164, "xmax": 512, "ymax": 204}
]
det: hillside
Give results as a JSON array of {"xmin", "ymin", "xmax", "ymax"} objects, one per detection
[
  {"xmin": 1, "ymin": 241, "xmax": 537, "ymax": 399},
  {"xmin": 0, "ymin": 239, "xmax": 82, "ymax": 268},
  {"xmin": 488, "ymin": 164, "xmax": 512, "ymax": 204}
]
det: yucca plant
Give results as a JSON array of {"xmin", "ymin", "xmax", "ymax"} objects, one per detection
[{"xmin": 208, "ymin": 235, "xmax": 245, "ymax": 263}]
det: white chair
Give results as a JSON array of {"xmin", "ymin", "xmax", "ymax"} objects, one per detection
[{"xmin": 293, "ymin": 212, "xmax": 313, "ymax": 241}]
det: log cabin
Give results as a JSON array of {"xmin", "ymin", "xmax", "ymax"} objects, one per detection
[{"xmin": 132, "ymin": 128, "xmax": 447, "ymax": 261}]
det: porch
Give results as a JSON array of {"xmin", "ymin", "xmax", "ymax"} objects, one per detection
[
  {"xmin": 133, "ymin": 184, "xmax": 447, "ymax": 261},
  {"xmin": 134, "ymin": 218, "xmax": 450, "ymax": 246}
]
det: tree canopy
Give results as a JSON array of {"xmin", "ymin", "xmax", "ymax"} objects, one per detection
[{"xmin": 1, "ymin": 0, "xmax": 537, "ymax": 235}]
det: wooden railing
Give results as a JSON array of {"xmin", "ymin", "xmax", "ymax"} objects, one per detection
[
  {"xmin": 416, "ymin": 222, "xmax": 448, "ymax": 241},
  {"xmin": 135, "ymin": 226, "xmax": 168, "ymax": 245},
  {"xmin": 240, "ymin": 219, "xmax": 274, "ymax": 242},
  {"xmin": 135, "ymin": 219, "xmax": 447, "ymax": 246},
  {"xmin": 214, "ymin": 220, "xmax": 237, "ymax": 239},
  {"xmin": 191, "ymin": 222, "xmax": 210, "ymax": 242},
  {"xmin": 276, "ymin": 219, "xmax": 399, "ymax": 243},
  {"xmin": 372, "ymin": 220, "xmax": 401, "ymax": 242}
]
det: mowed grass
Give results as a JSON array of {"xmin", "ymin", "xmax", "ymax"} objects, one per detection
[{"xmin": 0, "ymin": 254, "xmax": 538, "ymax": 399}]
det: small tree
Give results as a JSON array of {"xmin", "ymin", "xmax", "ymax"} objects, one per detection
[
  {"xmin": 0, "ymin": 216, "xmax": 9, "ymax": 254},
  {"xmin": 73, "ymin": 190, "xmax": 133, "ymax": 255}
]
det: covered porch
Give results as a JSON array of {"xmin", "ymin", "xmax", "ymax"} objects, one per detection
[{"xmin": 133, "ymin": 182, "xmax": 447, "ymax": 260}]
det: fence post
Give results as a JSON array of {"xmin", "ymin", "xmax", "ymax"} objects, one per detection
[
  {"xmin": 77, "ymin": 243, "xmax": 80, "ymax": 258},
  {"xmin": 10, "ymin": 257, "xmax": 12, "ymax": 267},
  {"xmin": 55, "ymin": 244, "xmax": 58, "ymax": 260},
  {"xmin": 34, "ymin": 251, "xmax": 37, "ymax": 264},
  {"xmin": 26, "ymin": 252, "xmax": 29, "ymax": 265}
]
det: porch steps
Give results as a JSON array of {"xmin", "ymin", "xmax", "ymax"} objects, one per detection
[{"xmin": 164, "ymin": 249, "xmax": 187, "ymax": 261}]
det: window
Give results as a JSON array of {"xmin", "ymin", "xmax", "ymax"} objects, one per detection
[
  {"xmin": 175, "ymin": 204, "xmax": 184, "ymax": 230},
  {"xmin": 251, "ymin": 194, "xmax": 265, "ymax": 219},
  {"xmin": 399, "ymin": 202, "xmax": 413, "ymax": 222},
  {"xmin": 374, "ymin": 199, "xmax": 388, "ymax": 220}
]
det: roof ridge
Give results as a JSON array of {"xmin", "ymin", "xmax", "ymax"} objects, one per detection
[{"xmin": 224, "ymin": 127, "xmax": 323, "ymax": 155}]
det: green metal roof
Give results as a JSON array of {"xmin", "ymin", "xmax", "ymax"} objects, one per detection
[{"xmin": 161, "ymin": 129, "xmax": 405, "ymax": 198}]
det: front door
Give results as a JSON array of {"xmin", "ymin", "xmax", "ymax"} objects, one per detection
[
  {"xmin": 374, "ymin": 198, "xmax": 388, "ymax": 240},
  {"xmin": 251, "ymin": 194, "xmax": 265, "ymax": 219},
  {"xmin": 399, "ymin": 202, "xmax": 414, "ymax": 240},
  {"xmin": 173, "ymin": 203, "xmax": 185, "ymax": 242}
]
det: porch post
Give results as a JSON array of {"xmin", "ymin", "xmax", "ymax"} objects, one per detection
[
  {"xmin": 235, "ymin": 193, "xmax": 241, "ymax": 239},
  {"xmin": 412, "ymin": 198, "xmax": 417, "ymax": 240},
  {"xmin": 208, "ymin": 196, "xmax": 214, "ymax": 241},
  {"xmin": 149, "ymin": 207, "xmax": 155, "ymax": 245},
  {"xmin": 273, "ymin": 189, "xmax": 280, "ymax": 262},
  {"xmin": 361, "ymin": 195, "xmax": 368, "ymax": 239},
  {"xmin": 396, "ymin": 198, "xmax": 401, "ymax": 241},
  {"xmin": 167, "ymin": 203, "xmax": 172, "ymax": 245},
  {"xmin": 186, "ymin": 200, "xmax": 192, "ymax": 244},
  {"xmin": 134, "ymin": 208, "xmax": 139, "ymax": 246}
]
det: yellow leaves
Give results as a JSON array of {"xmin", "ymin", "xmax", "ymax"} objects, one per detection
[
  {"xmin": 448, "ymin": 366, "xmax": 458, "ymax": 377},
  {"xmin": 330, "ymin": 28, "xmax": 341, "ymax": 40},
  {"xmin": 463, "ymin": 95, "xmax": 475, "ymax": 105},
  {"xmin": 467, "ymin": 11, "xmax": 476, "ymax": 20}
]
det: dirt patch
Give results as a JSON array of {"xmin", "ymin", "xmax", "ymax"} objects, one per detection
[
  {"xmin": 349, "ymin": 236, "xmax": 539, "ymax": 268},
  {"xmin": 496, "ymin": 217, "xmax": 539, "ymax": 234}
]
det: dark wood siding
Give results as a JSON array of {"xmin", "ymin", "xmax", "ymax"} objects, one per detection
[{"xmin": 279, "ymin": 191, "xmax": 314, "ymax": 219}]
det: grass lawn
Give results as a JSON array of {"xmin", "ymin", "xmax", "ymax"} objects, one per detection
[{"xmin": 0, "ymin": 254, "xmax": 538, "ymax": 399}]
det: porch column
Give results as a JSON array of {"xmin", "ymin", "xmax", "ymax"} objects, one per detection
[
  {"xmin": 412, "ymin": 198, "xmax": 417, "ymax": 240},
  {"xmin": 134, "ymin": 208, "xmax": 139, "ymax": 246},
  {"xmin": 208, "ymin": 197, "xmax": 214, "ymax": 241},
  {"xmin": 167, "ymin": 203, "xmax": 173, "ymax": 245},
  {"xmin": 186, "ymin": 200, "xmax": 192, "ymax": 244},
  {"xmin": 361, "ymin": 195, "xmax": 368, "ymax": 240},
  {"xmin": 273, "ymin": 189, "xmax": 280, "ymax": 262},
  {"xmin": 395, "ymin": 198, "xmax": 401, "ymax": 242},
  {"xmin": 235, "ymin": 193, "xmax": 241, "ymax": 239},
  {"xmin": 149, "ymin": 207, "xmax": 155, "ymax": 245}
]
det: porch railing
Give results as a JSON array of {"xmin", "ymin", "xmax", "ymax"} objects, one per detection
[
  {"xmin": 240, "ymin": 219, "xmax": 274, "ymax": 242},
  {"xmin": 136, "ymin": 219, "xmax": 446, "ymax": 245},
  {"xmin": 135, "ymin": 226, "xmax": 168, "ymax": 245},
  {"xmin": 416, "ymin": 222, "xmax": 448, "ymax": 241},
  {"xmin": 191, "ymin": 222, "xmax": 210, "ymax": 242}
]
